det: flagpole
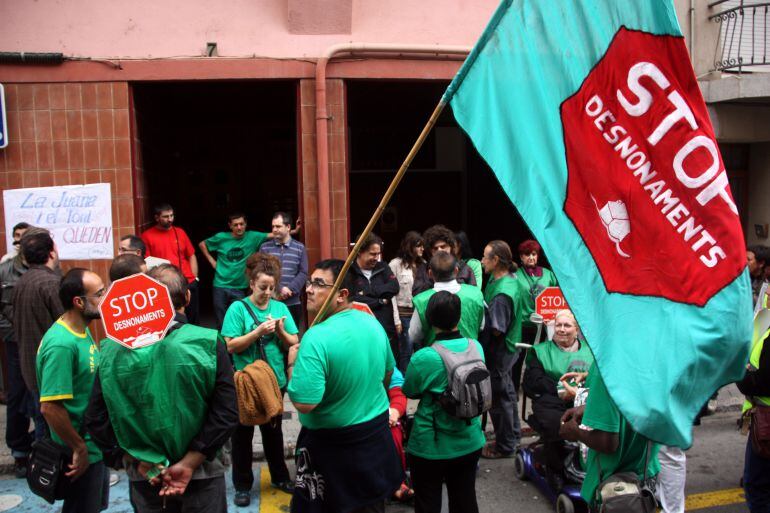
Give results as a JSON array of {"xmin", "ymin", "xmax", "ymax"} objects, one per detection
[{"xmin": 311, "ymin": 98, "xmax": 448, "ymax": 326}]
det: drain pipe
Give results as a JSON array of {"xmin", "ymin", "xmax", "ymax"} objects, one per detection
[{"xmin": 315, "ymin": 43, "xmax": 470, "ymax": 258}]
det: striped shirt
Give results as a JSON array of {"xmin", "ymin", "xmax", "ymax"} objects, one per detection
[{"xmin": 259, "ymin": 238, "xmax": 308, "ymax": 306}]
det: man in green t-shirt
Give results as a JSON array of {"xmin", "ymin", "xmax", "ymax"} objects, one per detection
[
  {"xmin": 199, "ymin": 213, "xmax": 269, "ymax": 328},
  {"xmin": 37, "ymin": 268, "xmax": 108, "ymax": 513},
  {"xmin": 287, "ymin": 259, "xmax": 403, "ymax": 513},
  {"xmin": 560, "ymin": 365, "xmax": 660, "ymax": 508}
]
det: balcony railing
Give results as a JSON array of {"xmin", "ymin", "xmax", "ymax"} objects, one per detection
[{"xmin": 709, "ymin": 0, "xmax": 770, "ymax": 72}]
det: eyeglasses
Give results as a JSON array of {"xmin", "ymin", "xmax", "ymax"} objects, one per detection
[
  {"xmin": 305, "ymin": 279, "xmax": 334, "ymax": 290},
  {"xmin": 80, "ymin": 289, "xmax": 106, "ymax": 300},
  {"xmin": 118, "ymin": 247, "xmax": 140, "ymax": 254}
]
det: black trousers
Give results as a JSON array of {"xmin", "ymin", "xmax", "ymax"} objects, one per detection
[
  {"xmin": 2, "ymin": 329, "xmax": 33, "ymax": 457},
  {"xmin": 129, "ymin": 476, "xmax": 226, "ymax": 513},
  {"xmin": 410, "ymin": 449, "xmax": 481, "ymax": 513},
  {"xmin": 231, "ymin": 418, "xmax": 290, "ymax": 491}
]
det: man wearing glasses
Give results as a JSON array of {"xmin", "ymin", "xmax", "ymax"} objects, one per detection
[
  {"xmin": 36, "ymin": 268, "xmax": 109, "ymax": 513},
  {"xmin": 287, "ymin": 260, "xmax": 403, "ymax": 513}
]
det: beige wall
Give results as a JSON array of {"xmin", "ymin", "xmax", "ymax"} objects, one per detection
[
  {"xmin": 748, "ymin": 143, "xmax": 770, "ymax": 245},
  {"xmin": 674, "ymin": 0, "xmax": 722, "ymax": 77}
]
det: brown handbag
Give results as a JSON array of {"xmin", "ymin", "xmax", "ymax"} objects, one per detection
[{"xmin": 750, "ymin": 403, "xmax": 770, "ymax": 459}]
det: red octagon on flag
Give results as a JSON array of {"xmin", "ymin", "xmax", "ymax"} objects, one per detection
[
  {"xmin": 99, "ymin": 274, "xmax": 175, "ymax": 349},
  {"xmin": 561, "ymin": 28, "xmax": 746, "ymax": 307},
  {"xmin": 536, "ymin": 287, "xmax": 568, "ymax": 324}
]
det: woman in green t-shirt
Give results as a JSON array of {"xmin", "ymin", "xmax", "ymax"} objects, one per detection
[
  {"xmin": 221, "ymin": 253, "xmax": 298, "ymax": 507},
  {"xmin": 403, "ymin": 291, "xmax": 486, "ymax": 513},
  {"xmin": 522, "ymin": 309, "xmax": 593, "ymax": 490}
]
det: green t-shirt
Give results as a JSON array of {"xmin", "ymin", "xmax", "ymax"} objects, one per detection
[
  {"xmin": 527, "ymin": 340, "xmax": 594, "ymax": 389},
  {"xmin": 221, "ymin": 298, "xmax": 298, "ymax": 389},
  {"xmin": 580, "ymin": 367, "xmax": 660, "ymax": 504},
  {"xmin": 515, "ymin": 267, "xmax": 559, "ymax": 327},
  {"xmin": 403, "ymin": 337, "xmax": 487, "ymax": 460},
  {"xmin": 465, "ymin": 258, "xmax": 483, "ymax": 289},
  {"xmin": 205, "ymin": 231, "xmax": 268, "ymax": 289},
  {"xmin": 36, "ymin": 320, "xmax": 102, "ymax": 463},
  {"xmin": 288, "ymin": 309, "xmax": 394, "ymax": 430}
]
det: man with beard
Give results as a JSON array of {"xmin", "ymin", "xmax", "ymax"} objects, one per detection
[
  {"xmin": 141, "ymin": 204, "xmax": 200, "ymax": 323},
  {"xmin": 36, "ymin": 268, "xmax": 109, "ymax": 513}
]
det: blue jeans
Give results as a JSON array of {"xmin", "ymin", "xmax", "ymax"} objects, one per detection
[
  {"xmin": 486, "ymin": 341, "xmax": 521, "ymax": 454},
  {"xmin": 397, "ymin": 315, "xmax": 412, "ymax": 373},
  {"xmin": 62, "ymin": 460, "xmax": 109, "ymax": 513},
  {"xmin": 213, "ymin": 287, "xmax": 247, "ymax": 329},
  {"xmin": 744, "ymin": 437, "xmax": 770, "ymax": 512}
]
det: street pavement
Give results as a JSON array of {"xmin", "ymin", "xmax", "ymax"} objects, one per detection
[{"xmin": 0, "ymin": 386, "xmax": 751, "ymax": 512}]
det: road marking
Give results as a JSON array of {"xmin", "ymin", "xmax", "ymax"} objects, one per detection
[
  {"xmin": 259, "ymin": 465, "xmax": 291, "ymax": 512},
  {"xmin": 685, "ymin": 488, "xmax": 745, "ymax": 510}
]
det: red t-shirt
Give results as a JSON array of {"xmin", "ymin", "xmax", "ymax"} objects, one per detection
[{"xmin": 141, "ymin": 225, "xmax": 196, "ymax": 282}]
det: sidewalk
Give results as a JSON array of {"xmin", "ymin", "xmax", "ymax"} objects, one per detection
[{"xmin": 0, "ymin": 384, "xmax": 745, "ymax": 476}]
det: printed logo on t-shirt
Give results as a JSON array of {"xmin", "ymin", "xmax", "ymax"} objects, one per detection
[{"xmin": 227, "ymin": 247, "xmax": 245, "ymax": 262}]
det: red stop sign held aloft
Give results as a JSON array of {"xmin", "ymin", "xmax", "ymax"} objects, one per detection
[
  {"xmin": 99, "ymin": 274, "xmax": 176, "ymax": 349},
  {"xmin": 536, "ymin": 287, "xmax": 568, "ymax": 324}
]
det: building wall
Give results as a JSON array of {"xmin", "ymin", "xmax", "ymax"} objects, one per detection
[
  {"xmin": 0, "ymin": 82, "xmax": 136, "ymax": 275},
  {"xmin": 748, "ymin": 143, "xmax": 770, "ymax": 246},
  {"xmin": 0, "ymin": 0, "xmax": 498, "ymax": 59}
]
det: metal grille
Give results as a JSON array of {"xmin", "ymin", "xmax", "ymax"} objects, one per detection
[{"xmin": 709, "ymin": 0, "xmax": 770, "ymax": 72}]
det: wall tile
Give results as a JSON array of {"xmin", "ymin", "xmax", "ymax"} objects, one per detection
[
  {"xmin": 97, "ymin": 110, "xmax": 114, "ymax": 139},
  {"xmin": 3, "ymin": 84, "xmax": 18, "ymax": 111},
  {"xmin": 68, "ymin": 140, "xmax": 84, "ymax": 170},
  {"xmin": 18, "ymin": 86, "xmax": 34, "ymax": 110},
  {"xmin": 50, "ymin": 84, "xmax": 66, "ymax": 110},
  {"xmin": 39, "ymin": 171, "xmax": 54, "ymax": 187},
  {"xmin": 99, "ymin": 139, "xmax": 115, "ymax": 168},
  {"xmin": 33, "ymin": 85, "xmax": 50, "ymax": 110},
  {"xmin": 81, "ymin": 84, "xmax": 97, "ymax": 110},
  {"xmin": 65, "ymin": 84, "xmax": 82, "ymax": 110},
  {"xmin": 113, "ymin": 83, "xmax": 128, "ymax": 109},
  {"xmin": 21, "ymin": 142, "xmax": 37, "ymax": 170},
  {"xmin": 116, "ymin": 167, "xmax": 132, "ymax": 196},
  {"xmin": 96, "ymin": 84, "xmax": 112, "ymax": 109},
  {"xmin": 52, "ymin": 141, "xmax": 68, "ymax": 171},
  {"xmin": 82, "ymin": 111, "xmax": 98, "ymax": 139},
  {"xmin": 51, "ymin": 111, "xmax": 67, "ymax": 141},
  {"xmin": 114, "ymin": 139, "xmax": 131, "ymax": 168},
  {"xmin": 83, "ymin": 140, "xmax": 99, "ymax": 170},
  {"xmin": 114, "ymin": 110, "xmax": 129, "ymax": 138},
  {"xmin": 22, "ymin": 171, "xmax": 39, "ymax": 187},
  {"xmin": 66, "ymin": 111, "xmax": 83, "ymax": 140},
  {"xmin": 5, "ymin": 143, "xmax": 22, "ymax": 171},
  {"xmin": 37, "ymin": 141, "xmax": 53, "ymax": 171},
  {"xmin": 34, "ymin": 111, "xmax": 52, "ymax": 142},
  {"xmin": 19, "ymin": 111, "xmax": 35, "ymax": 141},
  {"xmin": 6, "ymin": 171, "xmax": 22, "ymax": 189}
]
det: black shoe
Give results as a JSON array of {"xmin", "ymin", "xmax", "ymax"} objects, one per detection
[
  {"xmin": 234, "ymin": 491, "xmax": 251, "ymax": 507},
  {"xmin": 272, "ymin": 480, "xmax": 295, "ymax": 494},
  {"xmin": 13, "ymin": 458, "xmax": 27, "ymax": 479}
]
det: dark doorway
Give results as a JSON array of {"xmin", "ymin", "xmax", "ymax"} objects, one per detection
[
  {"xmin": 347, "ymin": 81, "xmax": 534, "ymax": 266},
  {"xmin": 132, "ymin": 81, "xmax": 298, "ymax": 324}
]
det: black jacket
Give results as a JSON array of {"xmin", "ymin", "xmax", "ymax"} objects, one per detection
[
  {"xmin": 737, "ymin": 337, "xmax": 770, "ymax": 398},
  {"xmin": 349, "ymin": 261, "xmax": 399, "ymax": 340}
]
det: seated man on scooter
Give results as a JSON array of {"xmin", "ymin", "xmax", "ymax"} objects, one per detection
[{"xmin": 522, "ymin": 309, "xmax": 593, "ymax": 490}]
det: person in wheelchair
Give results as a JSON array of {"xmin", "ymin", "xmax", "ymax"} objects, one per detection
[{"xmin": 522, "ymin": 309, "xmax": 593, "ymax": 490}]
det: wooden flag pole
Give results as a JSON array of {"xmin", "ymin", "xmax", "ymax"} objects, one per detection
[{"xmin": 311, "ymin": 98, "xmax": 448, "ymax": 326}]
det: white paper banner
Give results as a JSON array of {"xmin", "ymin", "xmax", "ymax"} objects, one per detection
[{"xmin": 3, "ymin": 183, "xmax": 114, "ymax": 260}]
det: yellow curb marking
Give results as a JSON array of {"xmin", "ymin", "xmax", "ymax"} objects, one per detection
[
  {"xmin": 685, "ymin": 487, "xmax": 745, "ymax": 511},
  {"xmin": 259, "ymin": 465, "xmax": 291, "ymax": 512}
]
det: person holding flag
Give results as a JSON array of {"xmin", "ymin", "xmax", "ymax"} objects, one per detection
[{"xmin": 442, "ymin": 0, "xmax": 752, "ymax": 450}]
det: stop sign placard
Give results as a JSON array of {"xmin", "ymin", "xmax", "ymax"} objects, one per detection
[
  {"xmin": 535, "ymin": 287, "xmax": 568, "ymax": 323},
  {"xmin": 99, "ymin": 274, "xmax": 175, "ymax": 349}
]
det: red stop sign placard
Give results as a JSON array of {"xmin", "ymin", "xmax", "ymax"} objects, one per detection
[
  {"xmin": 536, "ymin": 287, "xmax": 568, "ymax": 323},
  {"xmin": 99, "ymin": 274, "xmax": 175, "ymax": 349}
]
